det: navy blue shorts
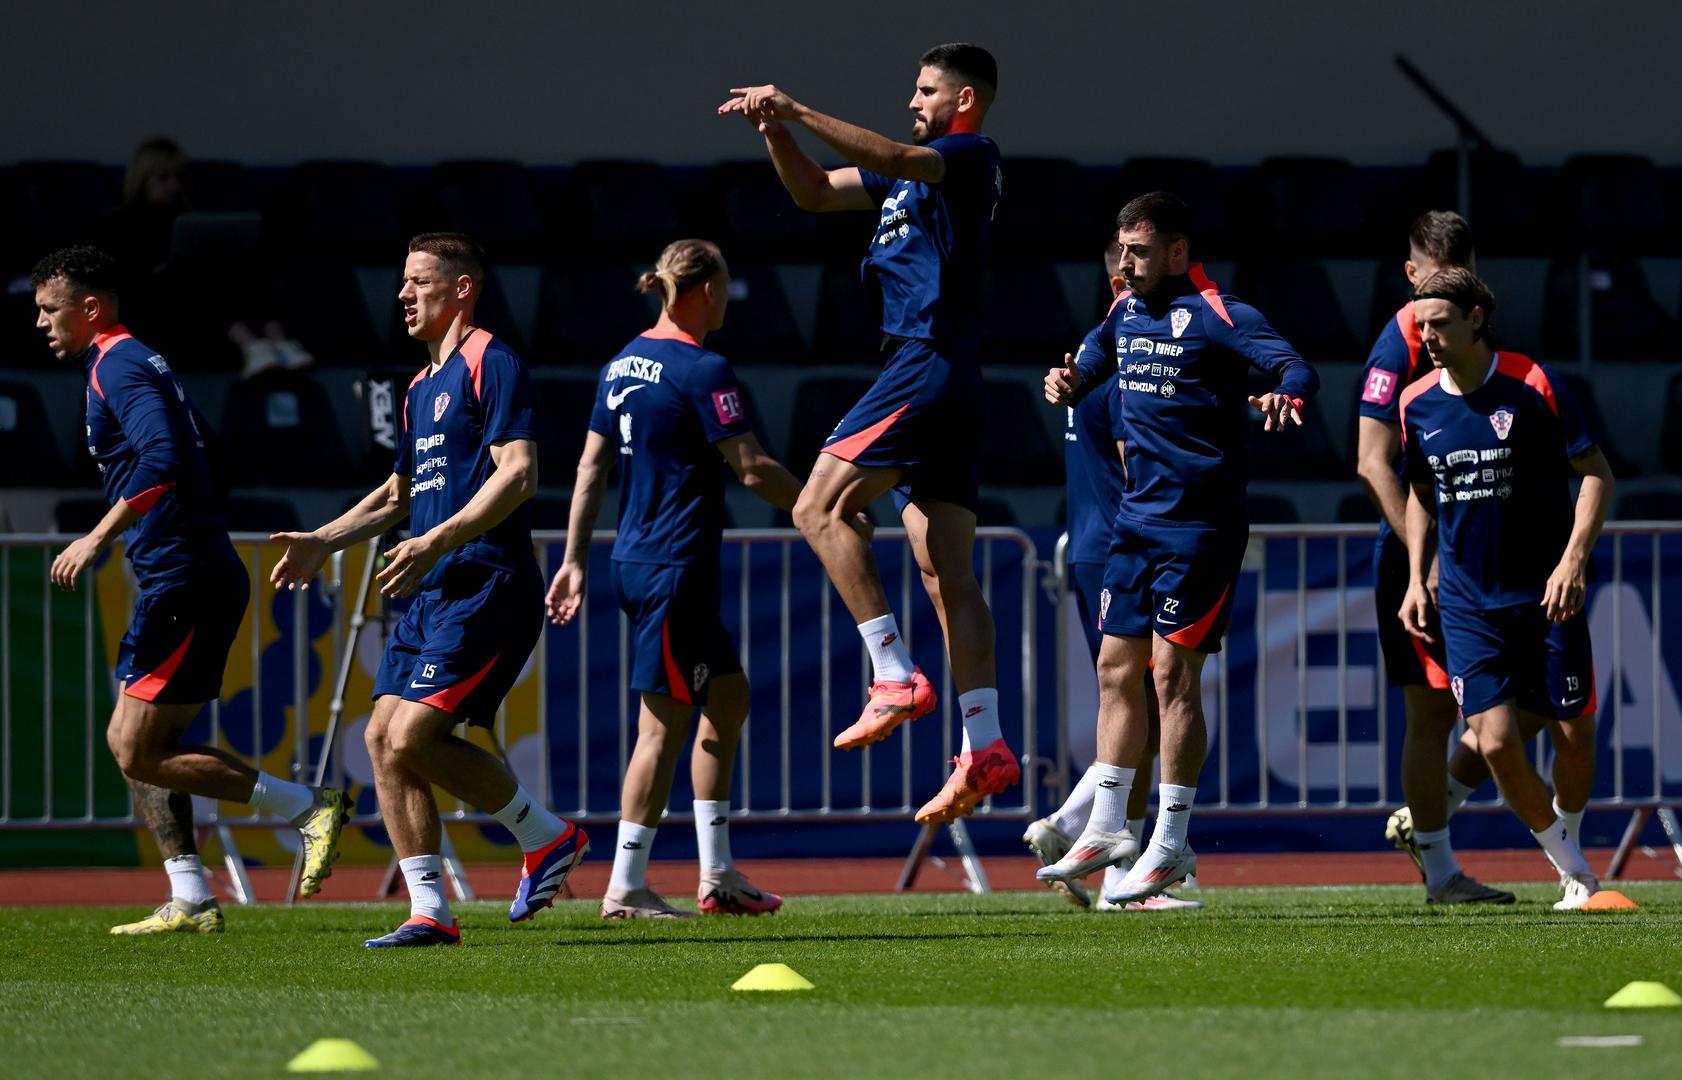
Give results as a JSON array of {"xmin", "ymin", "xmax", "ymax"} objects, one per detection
[
  {"xmin": 613, "ymin": 560, "xmax": 741, "ymax": 706},
  {"xmin": 1441, "ymin": 603, "xmax": 1596, "ymax": 721},
  {"xmin": 118, "ymin": 546, "xmax": 250, "ymax": 705},
  {"xmin": 819, "ymin": 338, "xmax": 982, "ymax": 512},
  {"xmin": 1374, "ymin": 531, "xmax": 1450, "ymax": 690},
  {"xmin": 1100, "ymin": 515, "xmax": 1247, "ymax": 653},
  {"xmin": 1070, "ymin": 561, "xmax": 1106, "ymax": 664},
  {"xmin": 373, "ymin": 559, "xmax": 542, "ymax": 728}
]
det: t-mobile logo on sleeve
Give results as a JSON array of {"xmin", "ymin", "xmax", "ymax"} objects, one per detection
[
  {"xmin": 712, "ymin": 387, "xmax": 744, "ymax": 425},
  {"xmin": 1362, "ymin": 369, "xmax": 1395, "ymax": 406}
]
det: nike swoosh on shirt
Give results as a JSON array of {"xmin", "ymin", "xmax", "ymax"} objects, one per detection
[
  {"xmin": 410, "ymin": 681, "xmax": 437, "ymax": 689},
  {"xmin": 606, "ymin": 384, "xmax": 646, "ymax": 409},
  {"xmin": 1155, "ymin": 616, "xmax": 1178, "ymax": 625},
  {"xmin": 1421, "ymin": 428, "xmax": 1443, "ymax": 441}
]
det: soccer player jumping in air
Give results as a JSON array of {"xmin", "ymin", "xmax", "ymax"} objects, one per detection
[
  {"xmin": 1041, "ymin": 193, "xmax": 1318, "ymax": 905},
  {"xmin": 549, "ymin": 240, "xmax": 834, "ymax": 918},
  {"xmin": 273, "ymin": 234, "xmax": 586, "ymax": 946},
  {"xmin": 719, "ymin": 44, "xmax": 1018, "ymax": 824},
  {"xmin": 37, "ymin": 246, "xmax": 348, "ymax": 933},
  {"xmin": 1398, "ymin": 268, "xmax": 1613, "ymax": 910}
]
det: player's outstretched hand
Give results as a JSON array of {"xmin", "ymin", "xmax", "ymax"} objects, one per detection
[
  {"xmin": 50, "ymin": 534, "xmax": 102, "ymax": 591},
  {"xmin": 1044, "ymin": 354, "xmax": 1082, "ymax": 405},
  {"xmin": 719, "ymin": 85, "xmax": 798, "ymax": 126},
  {"xmin": 1398, "ymin": 580, "xmax": 1435, "ymax": 643},
  {"xmin": 1248, "ymin": 393, "xmax": 1304, "ymax": 432},
  {"xmin": 376, "ymin": 535, "xmax": 441, "ymax": 599},
  {"xmin": 269, "ymin": 531, "xmax": 329, "ymax": 591},
  {"xmin": 546, "ymin": 562, "xmax": 586, "ymax": 626},
  {"xmin": 1541, "ymin": 554, "xmax": 1588, "ymax": 623}
]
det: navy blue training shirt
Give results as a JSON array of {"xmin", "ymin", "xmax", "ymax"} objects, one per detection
[
  {"xmin": 393, "ymin": 328, "xmax": 539, "ymax": 589},
  {"xmin": 1065, "ymin": 316, "xmax": 1128, "ymax": 566},
  {"xmin": 1359, "ymin": 303, "xmax": 1430, "ymax": 542},
  {"xmin": 1401, "ymin": 352, "xmax": 1597, "ymax": 610},
  {"xmin": 589, "ymin": 329, "xmax": 754, "ymax": 566},
  {"xmin": 857, "ymin": 132, "xmax": 1001, "ymax": 354},
  {"xmin": 1071, "ymin": 266, "xmax": 1320, "ymax": 527},
  {"xmin": 82, "ymin": 326, "xmax": 227, "ymax": 586}
]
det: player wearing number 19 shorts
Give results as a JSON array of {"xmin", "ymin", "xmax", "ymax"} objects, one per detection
[
  {"xmin": 1399, "ymin": 267, "xmax": 1615, "ymax": 911},
  {"xmin": 1041, "ymin": 193, "xmax": 1317, "ymax": 905},
  {"xmin": 721, "ymin": 44, "xmax": 1020, "ymax": 824},
  {"xmin": 274, "ymin": 234, "xmax": 585, "ymax": 946}
]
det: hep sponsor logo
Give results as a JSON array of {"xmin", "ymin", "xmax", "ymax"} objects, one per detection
[
  {"xmin": 712, "ymin": 387, "xmax": 744, "ymax": 426},
  {"xmin": 1362, "ymin": 369, "xmax": 1395, "ymax": 406}
]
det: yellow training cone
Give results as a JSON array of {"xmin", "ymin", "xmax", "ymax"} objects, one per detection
[
  {"xmin": 286, "ymin": 1038, "xmax": 381, "ymax": 1072},
  {"xmin": 1604, "ymin": 981, "xmax": 1682, "ymax": 1009},
  {"xmin": 731, "ymin": 963, "xmax": 815, "ymax": 992}
]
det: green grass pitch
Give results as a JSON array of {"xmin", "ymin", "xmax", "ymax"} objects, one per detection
[{"xmin": 4, "ymin": 884, "xmax": 1681, "ymax": 1079}]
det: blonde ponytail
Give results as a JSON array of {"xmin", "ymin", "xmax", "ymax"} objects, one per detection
[{"xmin": 636, "ymin": 239, "xmax": 726, "ymax": 311}]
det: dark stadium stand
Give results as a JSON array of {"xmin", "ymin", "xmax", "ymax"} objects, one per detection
[
  {"xmin": 219, "ymin": 368, "xmax": 355, "ymax": 488},
  {"xmin": 0, "ymin": 380, "xmax": 66, "ymax": 486}
]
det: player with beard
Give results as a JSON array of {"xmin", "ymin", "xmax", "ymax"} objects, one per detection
[{"xmin": 719, "ymin": 45, "xmax": 1018, "ymax": 824}]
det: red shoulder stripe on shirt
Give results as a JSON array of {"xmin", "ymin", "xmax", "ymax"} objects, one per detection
[
  {"xmin": 403, "ymin": 365, "xmax": 427, "ymax": 434},
  {"xmin": 87, "ymin": 324, "xmax": 134, "ymax": 400},
  {"xmin": 1396, "ymin": 370, "xmax": 1439, "ymax": 440},
  {"xmin": 1494, "ymin": 352, "xmax": 1557, "ymax": 416},
  {"xmin": 1188, "ymin": 264, "xmax": 1234, "ymax": 327},
  {"xmin": 1394, "ymin": 304, "xmax": 1425, "ymax": 382},
  {"xmin": 640, "ymin": 327, "xmax": 701, "ymax": 346},
  {"xmin": 1104, "ymin": 289, "xmax": 1132, "ymax": 317},
  {"xmin": 459, "ymin": 328, "xmax": 493, "ymax": 402}
]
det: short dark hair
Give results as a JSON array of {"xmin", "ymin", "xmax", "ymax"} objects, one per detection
[
  {"xmin": 31, "ymin": 245, "xmax": 122, "ymax": 297},
  {"xmin": 1409, "ymin": 210, "xmax": 1475, "ymax": 267},
  {"xmin": 920, "ymin": 43, "xmax": 997, "ymax": 102},
  {"xmin": 1116, "ymin": 191, "xmax": 1193, "ymax": 241},
  {"xmin": 1413, "ymin": 266, "xmax": 1497, "ymax": 341},
  {"xmin": 408, "ymin": 232, "xmax": 486, "ymax": 294}
]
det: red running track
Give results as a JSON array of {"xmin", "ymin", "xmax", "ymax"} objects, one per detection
[{"xmin": 0, "ymin": 848, "xmax": 1673, "ymax": 906}]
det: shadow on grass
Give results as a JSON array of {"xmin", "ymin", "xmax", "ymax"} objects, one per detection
[{"xmin": 538, "ymin": 928, "xmax": 1058, "ymax": 949}]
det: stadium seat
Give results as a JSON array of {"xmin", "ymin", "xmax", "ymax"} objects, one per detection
[
  {"xmin": 702, "ymin": 265, "xmax": 807, "ymax": 364},
  {"xmin": 224, "ymin": 494, "xmax": 302, "ymax": 533},
  {"xmin": 787, "ymin": 376, "xmax": 875, "ymax": 478},
  {"xmin": 1550, "ymin": 370, "xmax": 1635, "ymax": 476},
  {"xmin": 1657, "ymin": 373, "xmax": 1682, "ymax": 475},
  {"xmin": 415, "ymin": 160, "xmax": 548, "ymax": 262},
  {"xmin": 268, "ymin": 263, "xmax": 387, "ymax": 366},
  {"xmin": 1243, "ymin": 375, "xmax": 1345, "ymax": 481},
  {"xmin": 706, "ymin": 161, "xmax": 822, "ymax": 260},
  {"xmin": 993, "ymin": 158, "xmax": 1095, "ymax": 260},
  {"xmin": 562, "ymin": 161, "xmax": 685, "ymax": 262},
  {"xmin": 1237, "ymin": 157, "xmax": 1374, "ymax": 256},
  {"xmin": 1335, "ymin": 493, "xmax": 1381, "ymax": 524},
  {"xmin": 813, "ymin": 262, "xmax": 885, "ymax": 363},
  {"xmin": 1232, "ymin": 260, "xmax": 1360, "ymax": 363},
  {"xmin": 1616, "ymin": 490, "xmax": 1682, "ymax": 521},
  {"xmin": 183, "ymin": 159, "xmax": 261, "ymax": 213},
  {"xmin": 0, "ymin": 161, "xmax": 121, "ymax": 273},
  {"xmin": 218, "ymin": 369, "xmax": 354, "ymax": 488},
  {"xmin": 1421, "ymin": 149, "xmax": 1539, "ymax": 254},
  {"xmin": 979, "ymin": 380, "xmax": 1060, "ymax": 486},
  {"xmin": 979, "ymin": 262, "xmax": 1076, "ymax": 365},
  {"xmin": 263, "ymin": 160, "xmax": 405, "ymax": 264},
  {"xmin": 1246, "ymin": 494, "xmax": 1301, "ymax": 524},
  {"xmin": 974, "ymin": 496, "xmax": 1018, "ymax": 527},
  {"xmin": 532, "ymin": 376, "xmax": 603, "ymax": 489},
  {"xmin": 532, "ymin": 264, "xmax": 661, "ymax": 367},
  {"xmin": 1106, "ymin": 158, "xmax": 1234, "ymax": 255},
  {"xmin": 0, "ymin": 380, "xmax": 67, "ymax": 486},
  {"xmin": 1541, "ymin": 256, "xmax": 1677, "ymax": 362},
  {"xmin": 1549, "ymin": 155, "xmax": 1675, "ymax": 253}
]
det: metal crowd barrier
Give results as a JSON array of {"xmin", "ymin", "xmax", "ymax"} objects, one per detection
[
  {"xmin": 1050, "ymin": 522, "xmax": 1682, "ymax": 879},
  {"xmin": 0, "ymin": 528, "xmax": 1040, "ymax": 897}
]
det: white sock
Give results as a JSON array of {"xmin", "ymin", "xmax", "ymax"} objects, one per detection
[
  {"xmin": 1103, "ymin": 862, "xmax": 1128, "ymax": 894},
  {"xmin": 1414, "ymin": 826, "xmax": 1461, "ymax": 891},
  {"xmin": 1126, "ymin": 816, "xmax": 1148, "ymax": 844},
  {"xmin": 400, "ymin": 854, "xmax": 451, "ymax": 923},
  {"xmin": 858, "ymin": 613, "xmax": 914, "ymax": 684},
  {"xmin": 1532, "ymin": 816, "xmax": 1591, "ymax": 877},
  {"xmin": 609, "ymin": 820, "xmax": 656, "ymax": 893},
  {"xmin": 1553, "ymin": 797, "xmax": 1584, "ymax": 851},
  {"xmin": 1154, "ymin": 784, "xmax": 1196, "ymax": 851},
  {"xmin": 1086, "ymin": 763, "xmax": 1135, "ymax": 834},
  {"xmin": 491, "ymin": 785, "xmax": 565, "ymax": 852},
  {"xmin": 249, "ymin": 771, "xmax": 315, "ymax": 823},
  {"xmin": 694, "ymin": 800, "xmax": 733, "ymax": 873},
  {"xmin": 1049, "ymin": 765, "xmax": 1101, "ymax": 837},
  {"xmin": 1445, "ymin": 774, "xmax": 1478, "ymax": 817},
  {"xmin": 957, "ymin": 688, "xmax": 1002, "ymax": 752},
  {"xmin": 165, "ymin": 854, "xmax": 213, "ymax": 905}
]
